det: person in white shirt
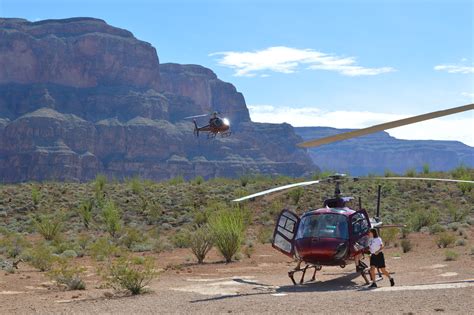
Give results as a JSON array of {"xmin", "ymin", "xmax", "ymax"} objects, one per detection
[{"xmin": 368, "ymin": 228, "xmax": 395, "ymax": 288}]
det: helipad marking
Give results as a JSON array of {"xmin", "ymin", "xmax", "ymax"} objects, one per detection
[
  {"xmin": 375, "ymin": 280, "xmax": 474, "ymax": 292},
  {"xmin": 0, "ymin": 291, "xmax": 25, "ymax": 295},
  {"xmin": 271, "ymin": 293, "xmax": 287, "ymax": 296},
  {"xmin": 440, "ymin": 272, "xmax": 458, "ymax": 277}
]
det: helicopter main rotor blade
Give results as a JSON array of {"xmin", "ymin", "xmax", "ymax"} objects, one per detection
[
  {"xmin": 298, "ymin": 103, "xmax": 474, "ymax": 148},
  {"xmin": 184, "ymin": 114, "xmax": 210, "ymax": 120},
  {"xmin": 373, "ymin": 177, "xmax": 474, "ymax": 184},
  {"xmin": 232, "ymin": 180, "xmax": 320, "ymax": 202}
]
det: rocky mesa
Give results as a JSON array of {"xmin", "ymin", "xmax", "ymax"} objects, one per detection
[{"xmin": 0, "ymin": 17, "xmax": 316, "ymax": 182}]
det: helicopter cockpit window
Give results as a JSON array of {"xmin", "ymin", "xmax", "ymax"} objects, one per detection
[
  {"xmin": 296, "ymin": 214, "xmax": 348, "ymax": 240},
  {"xmin": 351, "ymin": 213, "xmax": 369, "ymax": 236}
]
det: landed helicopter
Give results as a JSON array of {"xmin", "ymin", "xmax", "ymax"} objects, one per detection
[
  {"xmin": 185, "ymin": 111, "xmax": 231, "ymax": 138},
  {"xmin": 233, "ymin": 103, "xmax": 474, "ymax": 285}
]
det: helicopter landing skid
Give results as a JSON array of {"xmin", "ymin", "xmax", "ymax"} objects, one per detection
[
  {"xmin": 288, "ymin": 264, "xmax": 322, "ymax": 285},
  {"xmin": 220, "ymin": 131, "xmax": 232, "ymax": 138}
]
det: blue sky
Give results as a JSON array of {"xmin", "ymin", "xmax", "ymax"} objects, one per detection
[{"xmin": 1, "ymin": 0, "xmax": 473, "ymax": 145}]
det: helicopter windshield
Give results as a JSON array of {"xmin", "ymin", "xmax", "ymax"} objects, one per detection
[{"xmin": 296, "ymin": 213, "xmax": 349, "ymax": 240}]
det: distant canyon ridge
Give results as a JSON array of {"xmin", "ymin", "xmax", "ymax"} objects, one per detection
[{"xmin": 0, "ymin": 18, "xmax": 471, "ymax": 183}]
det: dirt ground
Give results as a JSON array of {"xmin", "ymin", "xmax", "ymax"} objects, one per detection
[{"xmin": 1, "ymin": 231, "xmax": 474, "ymax": 314}]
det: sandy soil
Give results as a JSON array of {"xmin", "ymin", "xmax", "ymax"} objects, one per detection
[{"xmin": 1, "ymin": 231, "xmax": 473, "ymax": 314}]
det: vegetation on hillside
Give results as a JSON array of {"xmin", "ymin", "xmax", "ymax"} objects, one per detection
[{"xmin": 0, "ymin": 166, "xmax": 472, "ymax": 294}]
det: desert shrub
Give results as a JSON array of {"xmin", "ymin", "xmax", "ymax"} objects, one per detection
[
  {"xmin": 168, "ymin": 176, "xmax": 185, "ymax": 185},
  {"xmin": 445, "ymin": 250, "xmax": 459, "ymax": 261},
  {"xmin": 0, "ymin": 232, "xmax": 30, "ymax": 258},
  {"xmin": 257, "ymin": 226, "xmax": 274, "ymax": 244},
  {"xmin": 288, "ymin": 188, "xmax": 304, "ymax": 205},
  {"xmin": 422, "ymin": 164, "xmax": 430, "ymax": 174},
  {"xmin": 77, "ymin": 199, "xmax": 94, "ymax": 229},
  {"xmin": 120, "ymin": 227, "xmax": 146, "ymax": 249},
  {"xmin": 106, "ymin": 256, "xmax": 158, "ymax": 295},
  {"xmin": 447, "ymin": 222, "xmax": 460, "ymax": 231},
  {"xmin": 26, "ymin": 242, "xmax": 56, "ymax": 271},
  {"xmin": 31, "ymin": 186, "xmax": 41, "ymax": 206},
  {"xmin": 455, "ymin": 239, "xmax": 466, "ymax": 246},
  {"xmin": 380, "ymin": 228, "xmax": 398, "ymax": 246},
  {"xmin": 128, "ymin": 176, "xmax": 143, "ymax": 195},
  {"xmin": 429, "ymin": 223, "xmax": 446, "ymax": 234},
  {"xmin": 101, "ymin": 200, "xmax": 122, "ymax": 238},
  {"xmin": 401, "ymin": 227, "xmax": 410, "ymax": 239},
  {"xmin": 88, "ymin": 237, "xmax": 121, "ymax": 261},
  {"xmin": 61, "ymin": 249, "xmax": 78, "ymax": 258},
  {"xmin": 189, "ymin": 225, "xmax": 214, "ymax": 263},
  {"xmin": 209, "ymin": 208, "xmax": 246, "ymax": 263},
  {"xmin": 145, "ymin": 201, "xmax": 164, "ymax": 225},
  {"xmin": 33, "ymin": 214, "xmax": 63, "ymax": 241},
  {"xmin": 192, "ymin": 207, "xmax": 213, "ymax": 227},
  {"xmin": 171, "ymin": 229, "xmax": 191, "ymax": 248},
  {"xmin": 239, "ymin": 174, "xmax": 251, "ymax": 187},
  {"xmin": 243, "ymin": 240, "xmax": 255, "ymax": 258},
  {"xmin": 447, "ymin": 205, "xmax": 469, "ymax": 224},
  {"xmin": 49, "ymin": 258, "xmax": 86, "ymax": 290},
  {"xmin": 436, "ymin": 232, "xmax": 456, "ymax": 248},
  {"xmin": 192, "ymin": 176, "xmax": 205, "ymax": 185},
  {"xmin": 401, "ymin": 239, "xmax": 412, "ymax": 253},
  {"xmin": 405, "ymin": 168, "xmax": 416, "ymax": 177},
  {"xmin": 409, "ymin": 209, "xmax": 438, "ymax": 231},
  {"xmin": 94, "ymin": 174, "xmax": 107, "ymax": 192}
]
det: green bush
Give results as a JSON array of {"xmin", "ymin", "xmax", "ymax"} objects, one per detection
[
  {"xmin": 31, "ymin": 186, "xmax": 41, "ymax": 206},
  {"xmin": 436, "ymin": 232, "xmax": 456, "ymax": 248},
  {"xmin": 401, "ymin": 239, "xmax": 412, "ymax": 253},
  {"xmin": 380, "ymin": 228, "xmax": 398, "ymax": 246},
  {"xmin": 405, "ymin": 168, "xmax": 416, "ymax": 177},
  {"xmin": 422, "ymin": 164, "xmax": 430, "ymax": 174},
  {"xmin": 455, "ymin": 239, "xmax": 466, "ymax": 246},
  {"xmin": 88, "ymin": 237, "xmax": 121, "ymax": 261},
  {"xmin": 288, "ymin": 188, "xmax": 304, "ymax": 205},
  {"xmin": 171, "ymin": 229, "xmax": 191, "ymax": 248},
  {"xmin": 0, "ymin": 232, "xmax": 30, "ymax": 258},
  {"xmin": 189, "ymin": 225, "xmax": 214, "ymax": 264},
  {"xmin": 445, "ymin": 250, "xmax": 459, "ymax": 261},
  {"xmin": 106, "ymin": 256, "xmax": 158, "ymax": 295},
  {"xmin": 257, "ymin": 226, "xmax": 273, "ymax": 244},
  {"xmin": 120, "ymin": 227, "xmax": 146, "ymax": 249},
  {"xmin": 209, "ymin": 208, "xmax": 246, "ymax": 263},
  {"xmin": 33, "ymin": 214, "xmax": 63, "ymax": 241},
  {"xmin": 128, "ymin": 176, "xmax": 143, "ymax": 195},
  {"xmin": 77, "ymin": 199, "xmax": 94, "ymax": 230},
  {"xmin": 101, "ymin": 201, "xmax": 122, "ymax": 238},
  {"xmin": 26, "ymin": 243, "xmax": 56, "ymax": 271},
  {"xmin": 243, "ymin": 240, "xmax": 255, "ymax": 258},
  {"xmin": 409, "ymin": 209, "xmax": 438, "ymax": 231},
  {"xmin": 94, "ymin": 174, "xmax": 107, "ymax": 192},
  {"xmin": 429, "ymin": 223, "xmax": 446, "ymax": 234},
  {"xmin": 192, "ymin": 176, "xmax": 205, "ymax": 185},
  {"xmin": 49, "ymin": 258, "xmax": 86, "ymax": 290}
]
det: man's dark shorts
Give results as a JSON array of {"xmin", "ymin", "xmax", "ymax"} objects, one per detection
[{"xmin": 370, "ymin": 252, "xmax": 386, "ymax": 268}]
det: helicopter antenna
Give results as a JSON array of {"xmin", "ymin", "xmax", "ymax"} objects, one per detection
[{"xmin": 376, "ymin": 185, "xmax": 382, "ymax": 218}]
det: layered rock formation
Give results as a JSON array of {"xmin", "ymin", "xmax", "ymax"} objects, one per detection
[
  {"xmin": 296, "ymin": 127, "xmax": 474, "ymax": 176},
  {"xmin": 0, "ymin": 18, "xmax": 315, "ymax": 182}
]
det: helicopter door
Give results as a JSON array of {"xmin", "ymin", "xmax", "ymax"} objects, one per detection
[{"xmin": 272, "ymin": 209, "xmax": 300, "ymax": 257}]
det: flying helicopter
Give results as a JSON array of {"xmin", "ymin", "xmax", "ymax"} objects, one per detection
[
  {"xmin": 232, "ymin": 103, "xmax": 474, "ymax": 285},
  {"xmin": 184, "ymin": 111, "xmax": 231, "ymax": 138}
]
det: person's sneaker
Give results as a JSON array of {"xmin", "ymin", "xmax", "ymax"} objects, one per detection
[
  {"xmin": 369, "ymin": 283, "xmax": 377, "ymax": 288},
  {"xmin": 390, "ymin": 278, "xmax": 395, "ymax": 286}
]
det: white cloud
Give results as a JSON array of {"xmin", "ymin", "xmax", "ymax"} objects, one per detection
[
  {"xmin": 248, "ymin": 105, "xmax": 474, "ymax": 146},
  {"xmin": 210, "ymin": 46, "xmax": 396, "ymax": 77},
  {"xmin": 434, "ymin": 64, "xmax": 474, "ymax": 74},
  {"xmin": 461, "ymin": 92, "xmax": 474, "ymax": 100}
]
